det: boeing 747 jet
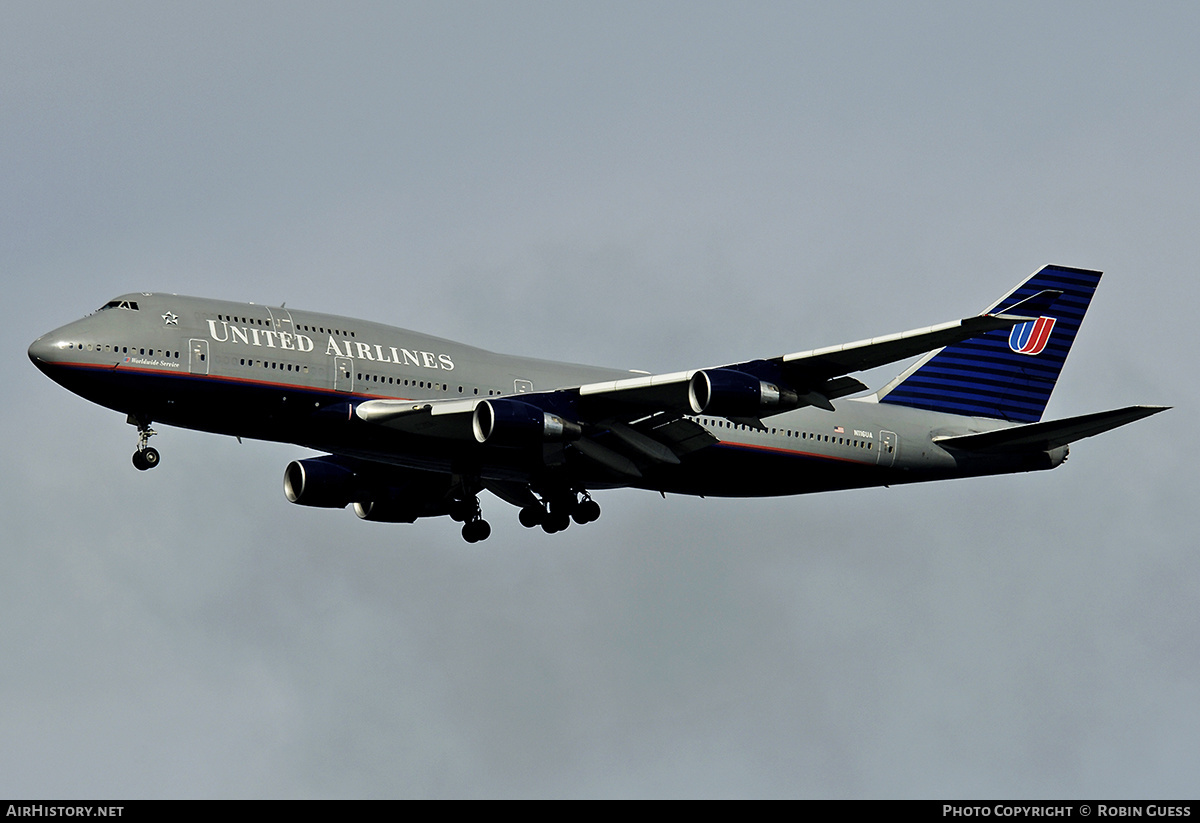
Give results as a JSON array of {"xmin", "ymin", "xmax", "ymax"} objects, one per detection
[{"xmin": 29, "ymin": 265, "xmax": 1166, "ymax": 542}]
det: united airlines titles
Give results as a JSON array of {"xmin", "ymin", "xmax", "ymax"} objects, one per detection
[
  {"xmin": 205, "ymin": 319, "xmax": 454, "ymax": 370},
  {"xmin": 324, "ymin": 337, "xmax": 455, "ymax": 371},
  {"xmin": 206, "ymin": 319, "xmax": 313, "ymax": 352}
]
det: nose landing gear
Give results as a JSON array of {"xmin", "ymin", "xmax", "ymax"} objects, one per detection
[{"xmin": 128, "ymin": 415, "xmax": 160, "ymax": 471}]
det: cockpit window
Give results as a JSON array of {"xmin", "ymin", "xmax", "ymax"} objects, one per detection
[{"xmin": 98, "ymin": 300, "xmax": 140, "ymax": 311}]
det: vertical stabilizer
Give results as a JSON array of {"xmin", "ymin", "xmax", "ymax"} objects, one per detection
[{"xmin": 876, "ymin": 265, "xmax": 1102, "ymax": 422}]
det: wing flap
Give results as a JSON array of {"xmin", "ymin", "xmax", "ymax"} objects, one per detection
[
  {"xmin": 607, "ymin": 421, "xmax": 682, "ymax": 465},
  {"xmin": 571, "ymin": 439, "xmax": 644, "ymax": 477},
  {"xmin": 645, "ymin": 415, "xmax": 719, "ymax": 455}
]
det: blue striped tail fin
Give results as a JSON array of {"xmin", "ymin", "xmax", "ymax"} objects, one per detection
[{"xmin": 876, "ymin": 265, "xmax": 1102, "ymax": 423}]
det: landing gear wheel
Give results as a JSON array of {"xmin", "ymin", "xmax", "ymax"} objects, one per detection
[
  {"xmin": 519, "ymin": 506, "xmax": 545, "ymax": 528},
  {"xmin": 542, "ymin": 512, "xmax": 571, "ymax": 534},
  {"xmin": 132, "ymin": 447, "xmax": 160, "ymax": 471},
  {"xmin": 573, "ymin": 499, "xmax": 600, "ymax": 524},
  {"xmin": 462, "ymin": 519, "xmax": 492, "ymax": 543},
  {"xmin": 129, "ymin": 415, "xmax": 160, "ymax": 471}
]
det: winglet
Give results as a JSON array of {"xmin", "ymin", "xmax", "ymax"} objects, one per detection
[{"xmin": 1001, "ymin": 288, "xmax": 1063, "ymax": 318}]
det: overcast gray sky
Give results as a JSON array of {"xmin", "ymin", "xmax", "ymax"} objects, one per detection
[{"xmin": 3, "ymin": 1, "xmax": 1196, "ymax": 798}]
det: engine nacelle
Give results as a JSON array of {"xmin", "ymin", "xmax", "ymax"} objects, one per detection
[
  {"xmin": 687, "ymin": 369, "xmax": 797, "ymax": 417},
  {"xmin": 353, "ymin": 483, "xmax": 454, "ymax": 522},
  {"xmin": 472, "ymin": 398, "xmax": 582, "ymax": 446},
  {"xmin": 283, "ymin": 457, "xmax": 357, "ymax": 508},
  {"xmin": 353, "ymin": 499, "xmax": 421, "ymax": 523},
  {"xmin": 287, "ymin": 456, "xmax": 456, "ymax": 521}
]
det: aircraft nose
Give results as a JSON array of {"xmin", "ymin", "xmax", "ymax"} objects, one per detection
[
  {"xmin": 29, "ymin": 336, "xmax": 50, "ymax": 363},
  {"xmin": 28, "ymin": 334, "xmax": 63, "ymax": 371}
]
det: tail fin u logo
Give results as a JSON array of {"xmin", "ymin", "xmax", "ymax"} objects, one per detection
[{"xmin": 1009, "ymin": 316, "xmax": 1056, "ymax": 355}]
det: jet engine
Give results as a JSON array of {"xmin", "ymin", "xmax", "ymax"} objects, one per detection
[
  {"xmin": 687, "ymin": 369, "xmax": 798, "ymax": 417},
  {"xmin": 283, "ymin": 457, "xmax": 358, "ymax": 508},
  {"xmin": 472, "ymin": 398, "xmax": 582, "ymax": 446},
  {"xmin": 286, "ymin": 456, "xmax": 456, "ymax": 522}
]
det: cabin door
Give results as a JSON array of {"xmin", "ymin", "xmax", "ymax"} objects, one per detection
[
  {"xmin": 189, "ymin": 339, "xmax": 209, "ymax": 375},
  {"xmin": 877, "ymin": 430, "xmax": 897, "ymax": 467},
  {"xmin": 334, "ymin": 356, "xmax": 354, "ymax": 392},
  {"xmin": 266, "ymin": 307, "xmax": 295, "ymax": 337}
]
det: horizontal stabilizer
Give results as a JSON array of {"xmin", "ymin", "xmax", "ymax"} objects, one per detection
[{"xmin": 933, "ymin": 405, "xmax": 1170, "ymax": 453}]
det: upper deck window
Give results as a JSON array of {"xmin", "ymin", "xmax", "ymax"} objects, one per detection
[{"xmin": 98, "ymin": 300, "xmax": 140, "ymax": 312}]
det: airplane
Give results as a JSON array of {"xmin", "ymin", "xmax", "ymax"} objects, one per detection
[{"xmin": 28, "ymin": 265, "xmax": 1167, "ymax": 543}]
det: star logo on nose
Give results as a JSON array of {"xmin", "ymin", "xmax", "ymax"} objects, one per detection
[{"xmin": 162, "ymin": 311, "xmax": 178, "ymax": 326}]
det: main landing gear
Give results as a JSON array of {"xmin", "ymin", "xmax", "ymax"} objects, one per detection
[
  {"xmin": 447, "ymin": 488, "xmax": 600, "ymax": 542},
  {"xmin": 128, "ymin": 415, "xmax": 160, "ymax": 471},
  {"xmin": 449, "ymin": 495, "xmax": 492, "ymax": 544},
  {"xmin": 518, "ymin": 491, "xmax": 600, "ymax": 534}
]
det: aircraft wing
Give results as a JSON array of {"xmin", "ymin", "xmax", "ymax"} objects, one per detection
[
  {"xmin": 354, "ymin": 308, "xmax": 1035, "ymax": 445},
  {"xmin": 572, "ymin": 310, "xmax": 1036, "ymax": 422}
]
